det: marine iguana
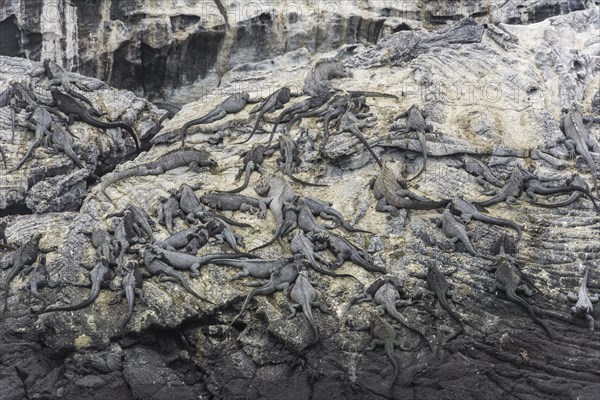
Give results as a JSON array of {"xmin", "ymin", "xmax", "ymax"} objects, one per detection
[
  {"xmin": 290, "ymin": 230, "xmax": 360, "ymax": 280},
  {"xmin": 211, "ymin": 256, "xmax": 291, "ymax": 280},
  {"xmin": 46, "ymin": 122, "xmax": 101, "ymax": 180},
  {"xmin": 157, "ymin": 191, "xmax": 182, "ymax": 234},
  {"xmin": 346, "ymin": 275, "xmax": 405, "ymax": 319},
  {"xmin": 100, "ymin": 149, "xmax": 217, "ymax": 200},
  {"xmin": 43, "ymin": 59, "xmax": 97, "ymax": 111},
  {"xmin": 370, "ymin": 162, "xmax": 450, "ymax": 215},
  {"xmin": 523, "ymin": 173, "xmax": 599, "ymax": 212},
  {"xmin": 111, "ymin": 262, "xmax": 145, "ymax": 334},
  {"xmin": 50, "ymin": 89, "xmax": 139, "ymax": 152},
  {"xmin": 392, "ymin": 105, "xmax": 432, "ymax": 180},
  {"xmin": 304, "ymin": 196, "xmax": 372, "ymax": 234},
  {"xmin": 155, "ymin": 225, "xmax": 208, "ymax": 254},
  {"xmin": 0, "ymin": 220, "xmax": 9, "ymax": 249},
  {"xmin": 412, "ymin": 261, "xmax": 464, "ymax": 341},
  {"xmin": 249, "ymin": 201, "xmax": 298, "ymax": 252},
  {"xmin": 201, "ymin": 213, "xmax": 247, "ymax": 252},
  {"xmin": 462, "ymin": 155, "xmax": 505, "ymax": 188},
  {"xmin": 25, "ymin": 254, "xmax": 59, "ymax": 308},
  {"xmin": 372, "ymin": 281, "xmax": 434, "ymax": 352},
  {"xmin": 442, "ymin": 208, "xmax": 493, "ymax": 261},
  {"xmin": 303, "ymin": 58, "xmax": 351, "ymax": 96},
  {"xmin": 450, "ymin": 195, "xmax": 522, "ymax": 241},
  {"xmin": 288, "ymin": 267, "xmax": 329, "ymax": 344},
  {"xmin": 278, "ymin": 133, "xmax": 329, "ymax": 187},
  {"xmin": 475, "ymin": 166, "xmax": 525, "ymax": 207},
  {"xmin": 312, "ymin": 231, "xmax": 386, "ymax": 274},
  {"xmin": 487, "ymin": 238, "xmax": 553, "ymax": 339},
  {"xmin": 566, "ymin": 264, "xmax": 599, "ymax": 331},
  {"xmin": 9, "ymin": 106, "xmax": 53, "ymax": 172},
  {"xmin": 254, "ymin": 174, "xmax": 296, "ymax": 234},
  {"xmin": 530, "ymin": 174, "xmax": 596, "ymax": 209},
  {"xmin": 266, "ymin": 92, "xmax": 332, "ymax": 147},
  {"xmin": 180, "ymin": 92, "xmax": 250, "ymax": 146},
  {"xmin": 89, "ymin": 227, "xmax": 118, "ymax": 265},
  {"xmin": 148, "ymin": 245, "xmax": 253, "ymax": 278},
  {"xmin": 338, "ymin": 103, "xmax": 383, "ymax": 168},
  {"xmin": 178, "ymin": 185, "xmax": 251, "ymax": 228},
  {"xmin": 218, "ymin": 144, "xmax": 266, "ymax": 193},
  {"xmin": 230, "ymin": 257, "xmax": 304, "ymax": 326},
  {"xmin": 39, "ymin": 257, "xmax": 113, "ymax": 314},
  {"xmin": 142, "ymin": 248, "xmax": 212, "ymax": 302},
  {"xmin": 237, "ymin": 86, "xmax": 291, "ymax": 144},
  {"xmin": 2, "ymin": 232, "xmax": 42, "ymax": 314},
  {"xmin": 560, "ymin": 103, "xmax": 599, "ymax": 197},
  {"xmin": 364, "ymin": 310, "xmax": 405, "ymax": 386},
  {"xmin": 200, "ymin": 193, "xmax": 271, "ymax": 218}
]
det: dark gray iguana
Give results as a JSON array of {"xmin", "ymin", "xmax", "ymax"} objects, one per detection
[
  {"xmin": 200, "ymin": 193, "xmax": 271, "ymax": 218},
  {"xmin": 303, "ymin": 58, "xmax": 351, "ymax": 96},
  {"xmin": 111, "ymin": 262, "xmax": 145, "ymax": 334},
  {"xmin": 38, "ymin": 257, "xmax": 113, "ymax": 314},
  {"xmin": 523, "ymin": 173, "xmax": 599, "ymax": 212},
  {"xmin": 474, "ymin": 166, "xmax": 525, "ymax": 208},
  {"xmin": 530, "ymin": 174, "xmax": 597, "ymax": 210},
  {"xmin": 211, "ymin": 256, "xmax": 291, "ymax": 280},
  {"xmin": 462, "ymin": 155, "xmax": 505, "ymax": 188},
  {"xmin": 287, "ymin": 267, "xmax": 330, "ymax": 345},
  {"xmin": 218, "ymin": 144, "xmax": 266, "ymax": 193},
  {"xmin": 486, "ymin": 237, "xmax": 553, "ymax": 340},
  {"xmin": 560, "ymin": 103, "xmax": 599, "ymax": 197},
  {"xmin": 304, "ymin": 196, "xmax": 372, "ymax": 234},
  {"xmin": 2, "ymin": 232, "xmax": 43, "ymax": 314},
  {"xmin": 566, "ymin": 264, "xmax": 599, "ymax": 331},
  {"xmin": 46, "ymin": 122, "xmax": 101, "ymax": 180},
  {"xmin": 100, "ymin": 149, "xmax": 217, "ymax": 200},
  {"xmin": 450, "ymin": 195, "xmax": 522, "ymax": 242},
  {"xmin": 392, "ymin": 105, "xmax": 433, "ymax": 180},
  {"xmin": 441, "ymin": 208, "xmax": 493, "ymax": 261},
  {"xmin": 230, "ymin": 258, "xmax": 304, "ymax": 326},
  {"xmin": 237, "ymin": 86, "xmax": 291, "ymax": 144},
  {"xmin": 9, "ymin": 106, "xmax": 53, "ymax": 172},
  {"xmin": 50, "ymin": 89, "xmax": 139, "ymax": 152},
  {"xmin": 142, "ymin": 247, "xmax": 212, "ymax": 303},
  {"xmin": 157, "ymin": 191, "xmax": 183, "ymax": 234},
  {"xmin": 337, "ymin": 103, "xmax": 383, "ymax": 168},
  {"xmin": 312, "ymin": 231, "xmax": 386, "ymax": 274},
  {"xmin": 278, "ymin": 133, "xmax": 329, "ymax": 187},
  {"xmin": 370, "ymin": 162, "xmax": 450, "ymax": 216},
  {"xmin": 412, "ymin": 261, "xmax": 465, "ymax": 341},
  {"xmin": 24, "ymin": 254, "xmax": 59, "ymax": 309},
  {"xmin": 372, "ymin": 281, "xmax": 434, "ymax": 352},
  {"xmin": 180, "ymin": 92, "xmax": 250, "ymax": 146}
]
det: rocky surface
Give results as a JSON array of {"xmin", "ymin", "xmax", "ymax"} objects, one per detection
[
  {"xmin": 2, "ymin": 5, "xmax": 600, "ymax": 400},
  {"xmin": 2, "ymin": 0, "xmax": 599, "ymax": 103}
]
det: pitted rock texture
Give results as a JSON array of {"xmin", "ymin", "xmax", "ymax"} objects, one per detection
[{"xmin": 1, "ymin": 7, "xmax": 600, "ymax": 400}]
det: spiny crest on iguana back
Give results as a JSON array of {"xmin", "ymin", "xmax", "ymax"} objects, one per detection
[{"xmin": 304, "ymin": 57, "xmax": 350, "ymax": 95}]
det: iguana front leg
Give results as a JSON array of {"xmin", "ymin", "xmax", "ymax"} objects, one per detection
[{"xmin": 375, "ymin": 199, "xmax": 400, "ymax": 217}]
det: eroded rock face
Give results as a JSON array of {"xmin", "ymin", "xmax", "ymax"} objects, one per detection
[
  {"xmin": 2, "ymin": 0, "xmax": 597, "ymax": 103},
  {"xmin": 1, "ymin": 7, "xmax": 600, "ymax": 400}
]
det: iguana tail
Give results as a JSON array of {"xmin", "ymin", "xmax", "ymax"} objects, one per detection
[
  {"xmin": 120, "ymin": 286, "xmax": 135, "ymax": 333},
  {"xmin": 302, "ymin": 299, "xmax": 319, "ymax": 344},
  {"xmin": 385, "ymin": 302, "xmax": 434, "ymax": 352},
  {"xmin": 249, "ymin": 221, "xmax": 295, "ymax": 252},
  {"xmin": 237, "ymin": 107, "xmax": 270, "ymax": 144},
  {"xmin": 348, "ymin": 90, "xmax": 398, "ymax": 99},
  {"xmin": 0, "ymin": 145, "xmax": 6, "ymax": 169},
  {"xmin": 168, "ymin": 270, "xmax": 214, "ymax": 304},
  {"xmin": 218, "ymin": 163, "xmax": 254, "ymax": 193},
  {"xmin": 535, "ymin": 186, "xmax": 600, "ymax": 213},
  {"xmin": 348, "ymin": 125, "xmax": 383, "ymax": 168},
  {"xmin": 81, "ymin": 113, "xmax": 139, "ymax": 152},
  {"xmin": 506, "ymin": 289, "xmax": 553, "ymax": 340},
  {"xmin": 39, "ymin": 284, "xmax": 101, "ymax": 314},
  {"xmin": 383, "ymin": 340, "xmax": 400, "ymax": 384},
  {"xmin": 213, "ymin": 0, "xmax": 229, "ymax": 28},
  {"xmin": 437, "ymin": 298, "xmax": 465, "ymax": 341},
  {"xmin": 230, "ymin": 285, "xmax": 276, "ymax": 326},
  {"xmin": 406, "ymin": 130, "xmax": 427, "ymax": 181},
  {"xmin": 529, "ymin": 192, "xmax": 581, "ymax": 209}
]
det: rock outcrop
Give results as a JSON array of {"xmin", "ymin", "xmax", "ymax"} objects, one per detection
[{"xmin": 1, "ymin": 6, "xmax": 600, "ymax": 400}]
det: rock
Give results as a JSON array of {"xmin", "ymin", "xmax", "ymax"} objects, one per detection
[{"xmin": 1, "ymin": 8, "xmax": 600, "ymax": 400}]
